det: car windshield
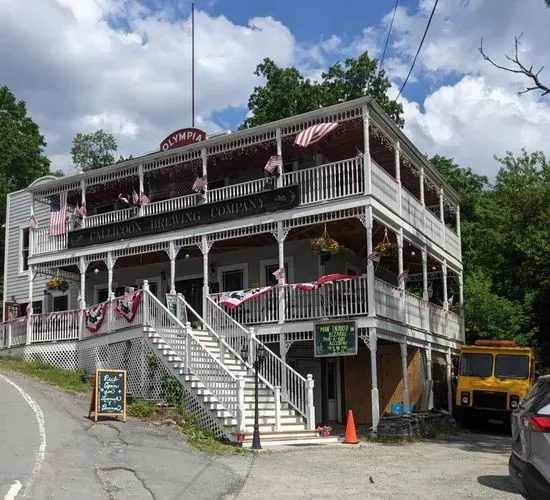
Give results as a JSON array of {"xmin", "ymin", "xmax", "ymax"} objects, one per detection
[
  {"xmin": 494, "ymin": 355, "xmax": 529, "ymax": 379},
  {"xmin": 460, "ymin": 353, "xmax": 493, "ymax": 377}
]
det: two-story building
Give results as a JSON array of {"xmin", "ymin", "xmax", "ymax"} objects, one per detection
[{"xmin": 1, "ymin": 96, "xmax": 463, "ymax": 444}]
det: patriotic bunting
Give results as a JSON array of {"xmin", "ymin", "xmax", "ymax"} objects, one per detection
[
  {"xmin": 294, "ymin": 122, "xmax": 339, "ymax": 148},
  {"xmin": 220, "ymin": 286, "xmax": 276, "ymax": 309},
  {"xmin": 294, "ymin": 273, "xmax": 363, "ymax": 292},
  {"xmin": 116, "ymin": 289, "xmax": 142, "ymax": 322},
  {"xmin": 85, "ymin": 302, "xmax": 109, "ymax": 333}
]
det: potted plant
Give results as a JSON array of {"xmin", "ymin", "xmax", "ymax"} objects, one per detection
[
  {"xmin": 45, "ymin": 277, "xmax": 69, "ymax": 293},
  {"xmin": 311, "ymin": 226, "xmax": 341, "ymax": 264},
  {"xmin": 374, "ymin": 241, "xmax": 395, "ymax": 255},
  {"xmin": 316, "ymin": 425, "xmax": 332, "ymax": 437}
]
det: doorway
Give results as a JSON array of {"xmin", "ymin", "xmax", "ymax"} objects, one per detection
[
  {"xmin": 326, "ymin": 358, "xmax": 343, "ymax": 423},
  {"xmin": 175, "ymin": 278, "xmax": 203, "ymax": 319}
]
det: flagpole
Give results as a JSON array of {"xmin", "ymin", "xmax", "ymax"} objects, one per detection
[{"xmin": 191, "ymin": 2, "xmax": 195, "ymax": 128}]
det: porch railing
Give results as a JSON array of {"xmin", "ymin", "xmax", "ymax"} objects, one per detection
[
  {"xmin": 30, "ymin": 310, "xmax": 80, "ymax": 343},
  {"xmin": 204, "ymin": 295, "xmax": 310, "ymax": 421}
]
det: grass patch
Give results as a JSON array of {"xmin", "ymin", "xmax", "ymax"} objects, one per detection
[
  {"xmin": 0, "ymin": 357, "xmax": 89, "ymax": 393},
  {"xmin": 127, "ymin": 401, "xmax": 244, "ymax": 455}
]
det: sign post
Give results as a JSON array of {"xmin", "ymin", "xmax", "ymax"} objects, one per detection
[
  {"xmin": 88, "ymin": 369, "xmax": 127, "ymax": 422},
  {"xmin": 314, "ymin": 320, "xmax": 358, "ymax": 357}
]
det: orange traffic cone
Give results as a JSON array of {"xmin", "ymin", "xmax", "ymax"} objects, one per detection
[{"xmin": 344, "ymin": 409, "xmax": 359, "ymax": 444}]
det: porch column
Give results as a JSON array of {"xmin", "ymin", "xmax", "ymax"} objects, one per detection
[
  {"xmin": 276, "ymin": 128, "xmax": 283, "ymax": 187},
  {"xmin": 397, "ymin": 229, "xmax": 405, "ymax": 322},
  {"xmin": 446, "ymin": 349, "xmax": 453, "ymax": 413},
  {"xmin": 442, "ymin": 260, "xmax": 448, "ymax": 310},
  {"xmin": 107, "ymin": 252, "xmax": 114, "ymax": 298},
  {"xmin": 458, "ymin": 272, "xmax": 465, "ymax": 341},
  {"xmin": 138, "ymin": 164, "xmax": 144, "ymax": 216},
  {"xmin": 365, "ymin": 206, "xmax": 376, "ymax": 317},
  {"xmin": 439, "ymin": 189, "xmax": 446, "ymax": 248},
  {"xmin": 425, "ymin": 345, "xmax": 434, "ymax": 409},
  {"xmin": 201, "ymin": 147, "xmax": 208, "ymax": 200},
  {"xmin": 28, "ymin": 192, "xmax": 35, "ymax": 258},
  {"xmin": 401, "ymin": 341, "xmax": 410, "ymax": 414},
  {"xmin": 79, "ymin": 256, "xmax": 87, "ymax": 308},
  {"xmin": 276, "ymin": 221, "xmax": 287, "ymax": 324},
  {"xmin": 419, "ymin": 166, "xmax": 425, "ymax": 207},
  {"xmin": 26, "ymin": 265, "xmax": 34, "ymax": 345},
  {"xmin": 456, "ymin": 205, "xmax": 462, "ymax": 259},
  {"xmin": 395, "ymin": 141, "xmax": 402, "ymax": 215},
  {"xmin": 168, "ymin": 241, "xmax": 177, "ymax": 294},
  {"xmin": 362, "ymin": 105, "xmax": 372, "ymax": 194},
  {"xmin": 80, "ymin": 179, "xmax": 87, "ymax": 228},
  {"xmin": 422, "ymin": 246, "xmax": 428, "ymax": 300},
  {"xmin": 201, "ymin": 235, "xmax": 210, "ymax": 317},
  {"xmin": 370, "ymin": 328, "xmax": 380, "ymax": 433}
]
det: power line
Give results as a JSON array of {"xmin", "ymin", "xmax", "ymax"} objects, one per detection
[
  {"xmin": 395, "ymin": 0, "xmax": 439, "ymax": 101},
  {"xmin": 379, "ymin": 0, "xmax": 399, "ymax": 73}
]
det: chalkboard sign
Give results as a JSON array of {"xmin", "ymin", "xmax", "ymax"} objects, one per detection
[
  {"xmin": 314, "ymin": 321, "xmax": 358, "ymax": 357},
  {"xmin": 88, "ymin": 369, "xmax": 127, "ymax": 422}
]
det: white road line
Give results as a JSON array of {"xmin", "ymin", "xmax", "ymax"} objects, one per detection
[
  {"xmin": 4, "ymin": 480, "xmax": 22, "ymax": 500},
  {"xmin": 0, "ymin": 374, "xmax": 46, "ymax": 498}
]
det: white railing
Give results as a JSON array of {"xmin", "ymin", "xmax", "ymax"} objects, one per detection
[
  {"xmin": 371, "ymin": 161, "xmax": 400, "ymax": 213},
  {"xmin": 447, "ymin": 311, "xmax": 461, "ymax": 341},
  {"xmin": 282, "ymin": 157, "xmax": 364, "ymax": 205},
  {"xmin": 425, "ymin": 209, "xmax": 443, "ymax": 243},
  {"xmin": 30, "ymin": 311, "xmax": 80, "ymax": 343},
  {"xmin": 204, "ymin": 296, "xmax": 310, "ymax": 420},
  {"xmin": 209, "ymin": 288, "xmax": 280, "ymax": 325},
  {"xmin": 143, "ymin": 289, "xmax": 240, "ymax": 418},
  {"xmin": 401, "ymin": 189, "xmax": 424, "ymax": 229},
  {"xmin": 208, "ymin": 178, "xmax": 268, "ymax": 204},
  {"xmin": 144, "ymin": 193, "xmax": 200, "ymax": 216},
  {"xmin": 1, "ymin": 318, "xmax": 27, "ymax": 347},
  {"xmin": 445, "ymin": 226, "xmax": 460, "ymax": 256},
  {"xmin": 32, "ymin": 227, "xmax": 68, "ymax": 255},
  {"xmin": 374, "ymin": 279, "xmax": 401, "ymax": 322},
  {"xmin": 85, "ymin": 207, "xmax": 135, "ymax": 228}
]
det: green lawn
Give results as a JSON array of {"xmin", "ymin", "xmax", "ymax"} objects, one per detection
[{"xmin": 0, "ymin": 357, "xmax": 90, "ymax": 393}]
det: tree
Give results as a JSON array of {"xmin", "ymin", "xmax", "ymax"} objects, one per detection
[
  {"xmin": 71, "ymin": 129, "xmax": 118, "ymax": 172},
  {"xmin": 240, "ymin": 52, "xmax": 404, "ymax": 129},
  {"xmin": 479, "ymin": 2, "xmax": 550, "ymax": 97}
]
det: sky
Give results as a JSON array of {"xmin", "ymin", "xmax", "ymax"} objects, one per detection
[{"xmin": 1, "ymin": 0, "xmax": 550, "ymax": 181}]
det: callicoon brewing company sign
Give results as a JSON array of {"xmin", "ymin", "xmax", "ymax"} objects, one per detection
[
  {"xmin": 160, "ymin": 127, "xmax": 206, "ymax": 151},
  {"xmin": 68, "ymin": 186, "xmax": 300, "ymax": 248}
]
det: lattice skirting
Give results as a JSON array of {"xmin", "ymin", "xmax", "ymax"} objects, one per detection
[{"xmin": 0, "ymin": 333, "xmax": 227, "ymax": 439}]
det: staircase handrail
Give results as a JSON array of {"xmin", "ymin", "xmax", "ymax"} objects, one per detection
[
  {"xmin": 143, "ymin": 288, "xmax": 240, "ymax": 417},
  {"xmin": 204, "ymin": 295, "xmax": 309, "ymax": 418}
]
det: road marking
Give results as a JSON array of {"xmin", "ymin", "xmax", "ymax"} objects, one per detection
[
  {"xmin": 4, "ymin": 480, "xmax": 22, "ymax": 500},
  {"xmin": 0, "ymin": 375, "xmax": 46, "ymax": 497}
]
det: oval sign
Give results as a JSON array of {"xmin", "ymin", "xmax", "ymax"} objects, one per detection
[{"xmin": 160, "ymin": 127, "xmax": 206, "ymax": 151}]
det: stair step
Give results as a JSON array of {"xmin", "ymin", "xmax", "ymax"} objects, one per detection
[
  {"xmin": 242, "ymin": 436, "xmax": 339, "ymax": 448},
  {"xmin": 225, "ymin": 415, "xmax": 303, "ymax": 426}
]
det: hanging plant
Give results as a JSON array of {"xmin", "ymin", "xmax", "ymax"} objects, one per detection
[
  {"xmin": 45, "ymin": 277, "xmax": 69, "ymax": 292},
  {"xmin": 374, "ymin": 228, "xmax": 396, "ymax": 256},
  {"xmin": 311, "ymin": 225, "xmax": 341, "ymax": 264}
]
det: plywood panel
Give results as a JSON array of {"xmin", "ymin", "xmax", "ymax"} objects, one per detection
[{"xmin": 343, "ymin": 342, "xmax": 372, "ymax": 425}]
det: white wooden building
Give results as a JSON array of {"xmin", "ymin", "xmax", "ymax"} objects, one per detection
[{"xmin": 1, "ymin": 97, "xmax": 463, "ymax": 444}]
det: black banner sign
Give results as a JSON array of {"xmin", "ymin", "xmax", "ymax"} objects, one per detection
[
  {"xmin": 314, "ymin": 321, "xmax": 358, "ymax": 357},
  {"xmin": 69, "ymin": 185, "xmax": 300, "ymax": 248}
]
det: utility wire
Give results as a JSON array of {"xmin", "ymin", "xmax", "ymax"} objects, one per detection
[
  {"xmin": 378, "ymin": 0, "xmax": 399, "ymax": 73},
  {"xmin": 395, "ymin": 0, "xmax": 439, "ymax": 101}
]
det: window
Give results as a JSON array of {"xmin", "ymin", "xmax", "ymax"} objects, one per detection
[
  {"xmin": 208, "ymin": 178, "xmax": 225, "ymax": 190},
  {"xmin": 97, "ymin": 288, "xmax": 109, "ymax": 303},
  {"xmin": 222, "ymin": 269, "xmax": 244, "ymax": 292},
  {"xmin": 265, "ymin": 264, "xmax": 289, "ymax": 286},
  {"xmin": 495, "ymin": 355, "xmax": 529, "ymax": 379},
  {"xmin": 53, "ymin": 296, "xmax": 68, "ymax": 312},
  {"xmin": 19, "ymin": 301, "xmax": 43, "ymax": 316},
  {"xmin": 459, "ymin": 353, "xmax": 493, "ymax": 377},
  {"xmin": 21, "ymin": 228, "xmax": 30, "ymax": 272}
]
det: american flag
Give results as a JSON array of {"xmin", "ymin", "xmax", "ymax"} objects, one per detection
[
  {"xmin": 49, "ymin": 192, "xmax": 67, "ymax": 235},
  {"xmin": 448, "ymin": 295, "xmax": 454, "ymax": 307},
  {"xmin": 265, "ymin": 155, "xmax": 282, "ymax": 173},
  {"xmin": 428, "ymin": 284, "xmax": 433, "ymax": 299},
  {"xmin": 272, "ymin": 267, "xmax": 286, "ymax": 281},
  {"xmin": 397, "ymin": 269, "xmax": 409, "ymax": 285},
  {"xmin": 79, "ymin": 202, "xmax": 87, "ymax": 216},
  {"xmin": 132, "ymin": 189, "xmax": 139, "ymax": 205},
  {"xmin": 367, "ymin": 251, "xmax": 381, "ymax": 263},
  {"xmin": 139, "ymin": 193, "xmax": 150, "ymax": 206},
  {"xmin": 192, "ymin": 176, "xmax": 208, "ymax": 192},
  {"xmin": 28, "ymin": 215, "xmax": 38, "ymax": 230},
  {"xmin": 294, "ymin": 122, "xmax": 339, "ymax": 148}
]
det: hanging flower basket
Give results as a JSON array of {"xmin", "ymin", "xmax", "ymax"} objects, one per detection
[
  {"xmin": 45, "ymin": 277, "xmax": 69, "ymax": 292},
  {"xmin": 374, "ymin": 241, "xmax": 395, "ymax": 255}
]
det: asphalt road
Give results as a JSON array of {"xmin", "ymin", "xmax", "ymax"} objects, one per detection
[{"xmin": 0, "ymin": 370, "xmax": 240, "ymax": 499}]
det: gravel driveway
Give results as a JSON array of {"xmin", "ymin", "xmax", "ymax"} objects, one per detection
[{"xmin": 219, "ymin": 431, "xmax": 521, "ymax": 499}]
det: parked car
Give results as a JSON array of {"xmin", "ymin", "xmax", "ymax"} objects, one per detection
[{"xmin": 509, "ymin": 375, "xmax": 550, "ymax": 499}]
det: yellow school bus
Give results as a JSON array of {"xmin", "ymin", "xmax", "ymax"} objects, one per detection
[{"xmin": 455, "ymin": 340, "xmax": 536, "ymax": 425}]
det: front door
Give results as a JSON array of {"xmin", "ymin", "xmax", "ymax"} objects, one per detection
[
  {"xmin": 326, "ymin": 358, "xmax": 342, "ymax": 422},
  {"xmin": 175, "ymin": 278, "xmax": 203, "ymax": 320}
]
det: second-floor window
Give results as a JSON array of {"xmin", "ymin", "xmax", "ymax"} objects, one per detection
[{"xmin": 20, "ymin": 228, "xmax": 29, "ymax": 272}]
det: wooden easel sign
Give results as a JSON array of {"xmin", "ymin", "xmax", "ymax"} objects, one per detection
[{"xmin": 88, "ymin": 369, "xmax": 127, "ymax": 422}]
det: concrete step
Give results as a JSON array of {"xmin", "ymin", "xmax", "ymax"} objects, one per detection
[
  {"xmin": 242, "ymin": 436, "xmax": 339, "ymax": 448},
  {"xmin": 224, "ymin": 415, "xmax": 303, "ymax": 426}
]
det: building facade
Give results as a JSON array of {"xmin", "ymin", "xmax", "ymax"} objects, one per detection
[{"xmin": 2, "ymin": 97, "xmax": 463, "ymax": 439}]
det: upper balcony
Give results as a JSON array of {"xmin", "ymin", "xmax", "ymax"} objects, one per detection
[{"xmin": 28, "ymin": 97, "xmax": 461, "ymax": 261}]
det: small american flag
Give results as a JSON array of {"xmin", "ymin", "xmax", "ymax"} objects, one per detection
[
  {"xmin": 139, "ymin": 193, "xmax": 150, "ymax": 206},
  {"xmin": 367, "ymin": 251, "xmax": 381, "ymax": 263},
  {"xmin": 79, "ymin": 202, "xmax": 87, "ymax": 216},
  {"xmin": 49, "ymin": 192, "xmax": 67, "ymax": 235},
  {"xmin": 448, "ymin": 295, "xmax": 454, "ymax": 307},
  {"xmin": 28, "ymin": 215, "xmax": 38, "ymax": 230},
  {"xmin": 428, "ymin": 284, "xmax": 433, "ymax": 299},
  {"xmin": 26, "ymin": 303, "xmax": 31, "ymax": 313},
  {"xmin": 397, "ymin": 269, "xmax": 409, "ymax": 285},
  {"xmin": 294, "ymin": 122, "xmax": 339, "ymax": 148},
  {"xmin": 132, "ymin": 189, "xmax": 139, "ymax": 205},
  {"xmin": 265, "ymin": 155, "xmax": 282, "ymax": 174},
  {"xmin": 192, "ymin": 176, "xmax": 207, "ymax": 192},
  {"xmin": 272, "ymin": 267, "xmax": 286, "ymax": 281}
]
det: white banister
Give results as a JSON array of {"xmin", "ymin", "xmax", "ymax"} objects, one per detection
[
  {"xmin": 237, "ymin": 376, "xmax": 246, "ymax": 434},
  {"xmin": 274, "ymin": 386, "xmax": 282, "ymax": 432},
  {"xmin": 306, "ymin": 374, "xmax": 315, "ymax": 431}
]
